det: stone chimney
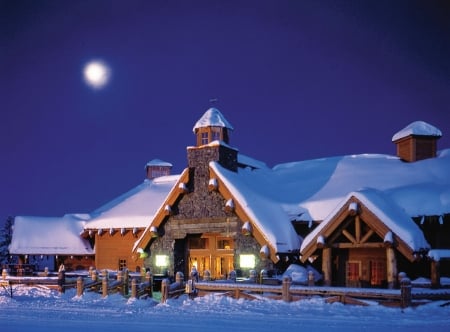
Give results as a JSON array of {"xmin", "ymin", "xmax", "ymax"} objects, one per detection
[
  {"xmin": 145, "ymin": 159, "xmax": 172, "ymax": 179},
  {"xmin": 392, "ymin": 121, "xmax": 442, "ymax": 162}
]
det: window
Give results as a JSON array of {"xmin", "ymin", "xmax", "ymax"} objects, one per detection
[
  {"xmin": 188, "ymin": 237, "xmax": 209, "ymax": 249},
  {"xmin": 155, "ymin": 255, "xmax": 169, "ymax": 267},
  {"xmin": 347, "ymin": 261, "xmax": 360, "ymax": 282},
  {"xmin": 240, "ymin": 255, "xmax": 256, "ymax": 269},
  {"xmin": 118, "ymin": 259, "xmax": 127, "ymax": 271},
  {"xmin": 211, "ymin": 130, "xmax": 220, "ymax": 142},
  {"xmin": 201, "ymin": 132, "xmax": 209, "ymax": 145},
  {"xmin": 217, "ymin": 238, "xmax": 233, "ymax": 250},
  {"xmin": 370, "ymin": 261, "xmax": 385, "ymax": 286}
]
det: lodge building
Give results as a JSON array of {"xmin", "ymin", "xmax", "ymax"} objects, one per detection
[{"xmin": 8, "ymin": 108, "xmax": 450, "ymax": 288}]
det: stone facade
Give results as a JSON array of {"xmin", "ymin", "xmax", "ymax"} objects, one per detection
[{"xmin": 145, "ymin": 143, "xmax": 266, "ymax": 278}]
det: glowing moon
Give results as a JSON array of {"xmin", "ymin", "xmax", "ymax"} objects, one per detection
[{"xmin": 83, "ymin": 60, "xmax": 111, "ymax": 89}]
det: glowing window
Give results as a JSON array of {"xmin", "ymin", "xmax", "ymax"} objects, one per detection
[
  {"xmin": 239, "ymin": 254, "xmax": 256, "ymax": 269},
  {"xmin": 155, "ymin": 255, "xmax": 169, "ymax": 267}
]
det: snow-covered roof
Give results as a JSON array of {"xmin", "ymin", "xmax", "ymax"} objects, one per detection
[
  {"xmin": 9, "ymin": 214, "xmax": 93, "ymax": 255},
  {"xmin": 86, "ymin": 175, "xmax": 179, "ymax": 229},
  {"xmin": 273, "ymin": 149, "xmax": 450, "ymax": 221},
  {"xmin": 206, "ymin": 148, "xmax": 449, "ymax": 255},
  {"xmin": 193, "ymin": 107, "xmax": 234, "ymax": 132},
  {"xmin": 392, "ymin": 120, "xmax": 442, "ymax": 141},
  {"xmin": 300, "ymin": 189, "xmax": 430, "ymax": 254},
  {"xmin": 210, "ymin": 162, "xmax": 302, "ymax": 254},
  {"xmin": 145, "ymin": 159, "xmax": 173, "ymax": 168}
]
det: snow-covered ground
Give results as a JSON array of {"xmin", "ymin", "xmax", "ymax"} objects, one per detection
[{"xmin": 1, "ymin": 285, "xmax": 449, "ymax": 332}]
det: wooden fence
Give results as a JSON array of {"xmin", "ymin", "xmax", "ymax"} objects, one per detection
[{"xmin": 3, "ymin": 268, "xmax": 450, "ymax": 308}]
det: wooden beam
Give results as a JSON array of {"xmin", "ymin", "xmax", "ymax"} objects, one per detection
[
  {"xmin": 332, "ymin": 242, "xmax": 384, "ymax": 249},
  {"xmin": 342, "ymin": 229, "xmax": 356, "ymax": 244},
  {"xmin": 355, "ymin": 215, "xmax": 361, "ymax": 243},
  {"xmin": 360, "ymin": 229, "xmax": 374, "ymax": 244}
]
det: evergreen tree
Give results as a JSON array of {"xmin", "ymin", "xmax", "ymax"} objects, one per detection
[{"xmin": 0, "ymin": 216, "xmax": 14, "ymax": 265}]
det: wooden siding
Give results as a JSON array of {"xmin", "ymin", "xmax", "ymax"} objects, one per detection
[
  {"xmin": 395, "ymin": 135, "xmax": 437, "ymax": 162},
  {"xmin": 95, "ymin": 229, "xmax": 145, "ymax": 271}
]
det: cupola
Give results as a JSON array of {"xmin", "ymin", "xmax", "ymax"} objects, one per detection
[
  {"xmin": 392, "ymin": 121, "xmax": 442, "ymax": 162},
  {"xmin": 188, "ymin": 107, "xmax": 238, "ymax": 172},
  {"xmin": 193, "ymin": 107, "xmax": 234, "ymax": 146},
  {"xmin": 145, "ymin": 159, "xmax": 172, "ymax": 179}
]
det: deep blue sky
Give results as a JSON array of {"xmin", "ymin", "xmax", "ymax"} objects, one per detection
[{"xmin": 1, "ymin": 0, "xmax": 449, "ymax": 224}]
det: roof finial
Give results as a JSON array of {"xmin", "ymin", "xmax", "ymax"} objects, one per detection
[{"xmin": 209, "ymin": 98, "xmax": 218, "ymax": 106}]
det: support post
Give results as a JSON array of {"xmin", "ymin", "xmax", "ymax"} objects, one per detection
[
  {"xmin": 430, "ymin": 260, "xmax": 440, "ymax": 289},
  {"xmin": 322, "ymin": 247, "xmax": 332, "ymax": 286},
  {"xmin": 282, "ymin": 276, "xmax": 292, "ymax": 302},
  {"xmin": 76, "ymin": 276, "xmax": 84, "ymax": 297},
  {"xmin": 386, "ymin": 246, "xmax": 397, "ymax": 289},
  {"xmin": 1, "ymin": 269, "xmax": 7, "ymax": 280}
]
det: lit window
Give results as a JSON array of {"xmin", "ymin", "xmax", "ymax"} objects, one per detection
[
  {"xmin": 240, "ymin": 254, "xmax": 256, "ymax": 268},
  {"xmin": 217, "ymin": 238, "xmax": 233, "ymax": 250},
  {"xmin": 370, "ymin": 261, "xmax": 385, "ymax": 286},
  {"xmin": 155, "ymin": 255, "xmax": 169, "ymax": 267},
  {"xmin": 347, "ymin": 261, "xmax": 360, "ymax": 281}
]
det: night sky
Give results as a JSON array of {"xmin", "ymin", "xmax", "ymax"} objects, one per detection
[{"xmin": 1, "ymin": 0, "xmax": 449, "ymax": 224}]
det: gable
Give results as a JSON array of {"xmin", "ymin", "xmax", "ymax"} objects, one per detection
[{"xmin": 300, "ymin": 190, "xmax": 430, "ymax": 263}]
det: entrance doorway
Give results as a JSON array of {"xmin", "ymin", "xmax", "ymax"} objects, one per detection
[{"xmin": 187, "ymin": 234, "xmax": 234, "ymax": 279}]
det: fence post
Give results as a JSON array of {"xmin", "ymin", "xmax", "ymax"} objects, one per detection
[
  {"xmin": 1, "ymin": 269, "xmax": 7, "ymax": 280},
  {"xmin": 58, "ymin": 271, "xmax": 65, "ymax": 294},
  {"xmin": 123, "ymin": 269, "xmax": 129, "ymax": 296},
  {"xmin": 249, "ymin": 270, "xmax": 257, "ymax": 283},
  {"xmin": 176, "ymin": 271, "xmax": 184, "ymax": 287},
  {"xmin": 146, "ymin": 271, "xmax": 153, "ymax": 297},
  {"xmin": 282, "ymin": 276, "xmax": 292, "ymax": 302},
  {"xmin": 102, "ymin": 270, "xmax": 108, "ymax": 298},
  {"xmin": 161, "ymin": 278, "xmax": 169, "ymax": 303},
  {"xmin": 400, "ymin": 277, "xmax": 412, "ymax": 308},
  {"xmin": 44, "ymin": 267, "xmax": 48, "ymax": 277},
  {"xmin": 203, "ymin": 270, "xmax": 211, "ymax": 282},
  {"xmin": 76, "ymin": 276, "xmax": 84, "ymax": 297},
  {"xmin": 131, "ymin": 278, "xmax": 137, "ymax": 299},
  {"xmin": 308, "ymin": 270, "xmax": 315, "ymax": 286}
]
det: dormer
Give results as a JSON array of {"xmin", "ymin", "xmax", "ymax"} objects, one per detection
[
  {"xmin": 193, "ymin": 107, "xmax": 233, "ymax": 146},
  {"xmin": 145, "ymin": 159, "xmax": 172, "ymax": 180},
  {"xmin": 392, "ymin": 121, "xmax": 442, "ymax": 162}
]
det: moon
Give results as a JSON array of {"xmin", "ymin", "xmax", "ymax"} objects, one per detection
[{"xmin": 83, "ymin": 60, "xmax": 111, "ymax": 89}]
